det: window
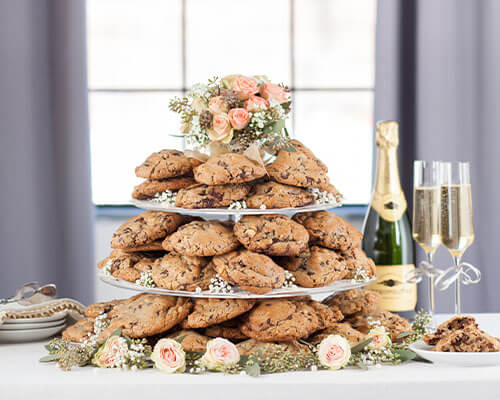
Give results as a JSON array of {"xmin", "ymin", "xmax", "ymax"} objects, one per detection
[{"xmin": 87, "ymin": 0, "xmax": 376, "ymax": 205}]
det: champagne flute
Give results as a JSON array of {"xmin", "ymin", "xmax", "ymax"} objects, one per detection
[
  {"xmin": 412, "ymin": 161, "xmax": 442, "ymax": 321},
  {"xmin": 437, "ymin": 161, "xmax": 479, "ymax": 315}
]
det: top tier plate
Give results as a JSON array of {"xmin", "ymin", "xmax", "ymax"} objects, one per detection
[{"xmin": 130, "ymin": 198, "xmax": 343, "ymax": 216}]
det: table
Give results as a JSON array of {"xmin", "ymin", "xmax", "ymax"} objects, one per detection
[{"xmin": 1, "ymin": 314, "xmax": 499, "ymax": 400}]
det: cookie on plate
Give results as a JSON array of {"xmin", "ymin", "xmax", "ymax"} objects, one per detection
[
  {"xmin": 193, "ymin": 153, "xmax": 266, "ymax": 185},
  {"xmin": 293, "ymin": 211, "xmax": 362, "ymax": 252},
  {"xmin": 181, "ymin": 298, "xmax": 256, "ymax": 329},
  {"xmin": 308, "ymin": 322, "xmax": 366, "ymax": 346},
  {"xmin": 111, "ymin": 211, "xmax": 186, "ymax": 250},
  {"xmin": 85, "ymin": 299, "xmax": 123, "ymax": 318},
  {"xmin": 434, "ymin": 326, "xmax": 500, "ymax": 352},
  {"xmin": 135, "ymin": 149, "xmax": 194, "ymax": 180},
  {"xmin": 233, "ymin": 214, "xmax": 309, "ymax": 256},
  {"xmin": 175, "ymin": 183, "xmax": 250, "ymax": 209},
  {"xmin": 322, "ymin": 288, "xmax": 380, "ymax": 317},
  {"xmin": 62, "ymin": 317, "xmax": 95, "ymax": 343},
  {"xmin": 103, "ymin": 251, "xmax": 162, "ymax": 282},
  {"xmin": 347, "ymin": 310, "xmax": 411, "ymax": 342},
  {"xmin": 132, "ymin": 177, "xmax": 196, "ymax": 200},
  {"xmin": 245, "ymin": 181, "xmax": 315, "ymax": 209},
  {"xmin": 276, "ymin": 246, "xmax": 347, "ymax": 288},
  {"xmin": 236, "ymin": 339, "xmax": 311, "ymax": 357},
  {"xmin": 99, "ymin": 294, "xmax": 192, "ymax": 339},
  {"xmin": 341, "ymin": 247, "xmax": 376, "ymax": 279},
  {"xmin": 423, "ymin": 316, "xmax": 478, "ymax": 346},
  {"xmin": 151, "ymin": 254, "xmax": 215, "ymax": 291},
  {"xmin": 266, "ymin": 140, "xmax": 330, "ymax": 190},
  {"xmin": 167, "ymin": 330, "xmax": 210, "ymax": 352},
  {"xmin": 240, "ymin": 299, "xmax": 343, "ymax": 342},
  {"xmin": 212, "ymin": 249, "xmax": 286, "ymax": 294},
  {"xmin": 204, "ymin": 318, "xmax": 248, "ymax": 340},
  {"xmin": 162, "ymin": 220, "xmax": 239, "ymax": 256}
]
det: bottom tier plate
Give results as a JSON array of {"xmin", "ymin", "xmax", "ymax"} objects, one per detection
[{"xmin": 99, "ymin": 273, "xmax": 375, "ymax": 299}]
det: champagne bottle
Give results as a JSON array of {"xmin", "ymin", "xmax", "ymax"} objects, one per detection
[{"xmin": 362, "ymin": 120, "xmax": 416, "ymax": 319}]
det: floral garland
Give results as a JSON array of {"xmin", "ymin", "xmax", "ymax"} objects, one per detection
[
  {"xmin": 40, "ymin": 311, "xmax": 431, "ymax": 375},
  {"xmin": 169, "ymin": 75, "xmax": 292, "ymax": 152}
]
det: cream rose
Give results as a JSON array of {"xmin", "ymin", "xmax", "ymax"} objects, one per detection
[
  {"xmin": 191, "ymin": 96, "xmax": 207, "ymax": 113},
  {"xmin": 92, "ymin": 336, "xmax": 128, "ymax": 368},
  {"xmin": 317, "ymin": 335, "xmax": 351, "ymax": 370},
  {"xmin": 244, "ymin": 95, "xmax": 269, "ymax": 112},
  {"xmin": 259, "ymin": 83, "xmax": 289, "ymax": 104},
  {"xmin": 366, "ymin": 326, "xmax": 392, "ymax": 350},
  {"xmin": 201, "ymin": 338, "xmax": 240, "ymax": 371},
  {"xmin": 207, "ymin": 113, "xmax": 233, "ymax": 143},
  {"xmin": 231, "ymin": 75, "xmax": 259, "ymax": 100},
  {"xmin": 208, "ymin": 96, "xmax": 228, "ymax": 114},
  {"xmin": 151, "ymin": 338, "xmax": 186, "ymax": 374},
  {"xmin": 228, "ymin": 108, "xmax": 250, "ymax": 130}
]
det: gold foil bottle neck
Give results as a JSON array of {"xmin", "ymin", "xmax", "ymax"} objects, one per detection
[{"xmin": 376, "ymin": 120, "xmax": 399, "ymax": 148}]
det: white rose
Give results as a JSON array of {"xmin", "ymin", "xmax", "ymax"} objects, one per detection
[
  {"xmin": 367, "ymin": 326, "xmax": 392, "ymax": 349},
  {"xmin": 200, "ymin": 338, "xmax": 240, "ymax": 371},
  {"xmin": 151, "ymin": 338, "xmax": 186, "ymax": 373},
  {"xmin": 317, "ymin": 334, "xmax": 351, "ymax": 370}
]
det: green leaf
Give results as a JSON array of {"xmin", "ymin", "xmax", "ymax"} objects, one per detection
[
  {"xmin": 351, "ymin": 338, "xmax": 372, "ymax": 354},
  {"xmin": 185, "ymin": 350, "xmax": 204, "ymax": 357},
  {"xmin": 110, "ymin": 329, "xmax": 122, "ymax": 338},
  {"xmin": 396, "ymin": 331, "xmax": 415, "ymax": 339},
  {"xmin": 245, "ymin": 362, "xmax": 261, "ymax": 377},
  {"xmin": 357, "ymin": 361, "xmax": 368, "ymax": 370},
  {"xmin": 175, "ymin": 334, "xmax": 188, "ymax": 344},
  {"xmin": 413, "ymin": 355, "xmax": 432, "ymax": 363},
  {"xmin": 394, "ymin": 349, "xmax": 417, "ymax": 362},
  {"xmin": 263, "ymin": 119, "xmax": 286, "ymax": 135},
  {"xmin": 238, "ymin": 355, "xmax": 249, "ymax": 365},
  {"xmin": 169, "ymin": 134, "xmax": 187, "ymax": 138},
  {"xmin": 257, "ymin": 348, "xmax": 263, "ymax": 358},
  {"xmin": 39, "ymin": 354, "xmax": 60, "ymax": 363}
]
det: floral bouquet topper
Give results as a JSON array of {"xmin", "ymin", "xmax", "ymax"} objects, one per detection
[{"xmin": 169, "ymin": 75, "xmax": 293, "ymax": 155}]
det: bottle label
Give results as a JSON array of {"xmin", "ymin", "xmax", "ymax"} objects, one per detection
[
  {"xmin": 371, "ymin": 191, "xmax": 407, "ymax": 222},
  {"xmin": 367, "ymin": 264, "xmax": 417, "ymax": 312}
]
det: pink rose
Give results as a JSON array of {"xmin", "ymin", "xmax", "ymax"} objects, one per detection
[
  {"xmin": 244, "ymin": 95, "xmax": 269, "ymax": 112},
  {"xmin": 317, "ymin": 335, "xmax": 351, "ymax": 370},
  {"xmin": 92, "ymin": 336, "xmax": 128, "ymax": 368},
  {"xmin": 259, "ymin": 83, "xmax": 289, "ymax": 104},
  {"xmin": 228, "ymin": 108, "xmax": 250, "ymax": 130},
  {"xmin": 151, "ymin": 338, "xmax": 186, "ymax": 373},
  {"xmin": 207, "ymin": 113, "xmax": 233, "ymax": 143},
  {"xmin": 201, "ymin": 338, "xmax": 240, "ymax": 371},
  {"xmin": 208, "ymin": 96, "xmax": 228, "ymax": 114},
  {"xmin": 232, "ymin": 75, "xmax": 259, "ymax": 100}
]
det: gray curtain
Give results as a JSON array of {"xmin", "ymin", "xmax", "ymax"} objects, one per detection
[
  {"xmin": 0, "ymin": 0, "xmax": 94, "ymax": 304},
  {"xmin": 376, "ymin": 0, "xmax": 500, "ymax": 312}
]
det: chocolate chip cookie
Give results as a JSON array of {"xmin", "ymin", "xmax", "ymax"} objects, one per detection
[
  {"xmin": 151, "ymin": 254, "xmax": 215, "ymax": 291},
  {"xmin": 104, "ymin": 251, "xmax": 162, "ymax": 282},
  {"xmin": 181, "ymin": 298, "xmax": 256, "ymax": 329},
  {"xmin": 266, "ymin": 140, "xmax": 330, "ymax": 190},
  {"xmin": 204, "ymin": 318, "xmax": 248, "ymax": 340},
  {"xmin": 167, "ymin": 330, "xmax": 210, "ymax": 352},
  {"xmin": 245, "ymin": 181, "xmax": 315, "ymax": 209},
  {"xmin": 62, "ymin": 317, "xmax": 94, "ymax": 343},
  {"xmin": 240, "ymin": 299, "xmax": 343, "ymax": 342},
  {"xmin": 193, "ymin": 153, "xmax": 266, "ymax": 185},
  {"xmin": 212, "ymin": 249, "xmax": 286, "ymax": 294},
  {"xmin": 100, "ymin": 294, "xmax": 192, "ymax": 339},
  {"xmin": 85, "ymin": 300, "xmax": 123, "ymax": 318},
  {"xmin": 434, "ymin": 326, "xmax": 500, "ymax": 352},
  {"xmin": 132, "ymin": 177, "xmax": 196, "ymax": 200},
  {"xmin": 162, "ymin": 220, "xmax": 239, "ymax": 256},
  {"xmin": 236, "ymin": 339, "xmax": 311, "ymax": 357},
  {"xmin": 135, "ymin": 149, "xmax": 194, "ymax": 179},
  {"xmin": 423, "ymin": 316, "xmax": 478, "ymax": 346},
  {"xmin": 308, "ymin": 322, "xmax": 365, "ymax": 346},
  {"xmin": 277, "ymin": 246, "xmax": 347, "ymax": 288},
  {"xmin": 293, "ymin": 211, "xmax": 362, "ymax": 252},
  {"xmin": 341, "ymin": 247, "xmax": 376, "ymax": 279},
  {"xmin": 347, "ymin": 310, "xmax": 411, "ymax": 342},
  {"xmin": 234, "ymin": 214, "xmax": 309, "ymax": 256},
  {"xmin": 323, "ymin": 289, "xmax": 380, "ymax": 317},
  {"xmin": 111, "ymin": 211, "xmax": 186, "ymax": 250},
  {"xmin": 175, "ymin": 183, "xmax": 250, "ymax": 209}
]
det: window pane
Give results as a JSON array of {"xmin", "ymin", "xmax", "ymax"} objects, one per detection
[
  {"xmin": 293, "ymin": 91, "xmax": 374, "ymax": 204},
  {"xmin": 186, "ymin": 0, "xmax": 291, "ymax": 85},
  {"xmin": 87, "ymin": 0, "xmax": 182, "ymax": 89},
  {"xmin": 294, "ymin": 0, "xmax": 376, "ymax": 88},
  {"xmin": 89, "ymin": 92, "xmax": 184, "ymax": 204}
]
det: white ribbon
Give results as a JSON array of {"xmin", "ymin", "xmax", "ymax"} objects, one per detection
[
  {"xmin": 434, "ymin": 262, "xmax": 481, "ymax": 291},
  {"xmin": 404, "ymin": 261, "xmax": 443, "ymax": 285}
]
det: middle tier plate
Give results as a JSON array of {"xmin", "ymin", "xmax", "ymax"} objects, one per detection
[{"xmin": 99, "ymin": 273, "xmax": 374, "ymax": 299}]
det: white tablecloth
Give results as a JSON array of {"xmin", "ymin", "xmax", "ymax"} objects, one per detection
[{"xmin": 1, "ymin": 314, "xmax": 499, "ymax": 400}]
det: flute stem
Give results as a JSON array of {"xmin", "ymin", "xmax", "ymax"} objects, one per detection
[
  {"xmin": 426, "ymin": 251, "xmax": 436, "ymax": 324},
  {"xmin": 454, "ymin": 255, "xmax": 462, "ymax": 315}
]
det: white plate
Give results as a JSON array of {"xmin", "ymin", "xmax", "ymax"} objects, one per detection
[
  {"xmin": 130, "ymin": 198, "xmax": 342, "ymax": 216},
  {"xmin": 3, "ymin": 311, "xmax": 68, "ymax": 324},
  {"xmin": 0, "ymin": 319, "xmax": 66, "ymax": 330},
  {"xmin": 0, "ymin": 323, "xmax": 66, "ymax": 343},
  {"xmin": 99, "ymin": 273, "xmax": 374, "ymax": 299},
  {"xmin": 409, "ymin": 340, "xmax": 500, "ymax": 367}
]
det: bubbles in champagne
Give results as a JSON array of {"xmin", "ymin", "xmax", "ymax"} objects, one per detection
[{"xmin": 412, "ymin": 187, "xmax": 440, "ymax": 252}]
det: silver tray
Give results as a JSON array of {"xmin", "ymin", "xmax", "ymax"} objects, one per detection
[
  {"xmin": 130, "ymin": 198, "xmax": 343, "ymax": 216},
  {"xmin": 99, "ymin": 273, "xmax": 374, "ymax": 299}
]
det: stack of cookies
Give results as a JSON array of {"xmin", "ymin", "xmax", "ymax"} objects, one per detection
[{"xmin": 132, "ymin": 140, "xmax": 340, "ymax": 209}]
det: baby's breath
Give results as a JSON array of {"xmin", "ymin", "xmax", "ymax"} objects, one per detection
[
  {"xmin": 103, "ymin": 260, "xmax": 112, "ymax": 276},
  {"xmin": 228, "ymin": 200, "xmax": 247, "ymax": 210},
  {"xmin": 350, "ymin": 266, "xmax": 371, "ymax": 283},
  {"xmin": 152, "ymin": 190, "xmax": 177, "ymax": 206},
  {"xmin": 135, "ymin": 270, "xmax": 156, "ymax": 288},
  {"xmin": 308, "ymin": 188, "xmax": 338, "ymax": 205},
  {"xmin": 208, "ymin": 274, "xmax": 234, "ymax": 294},
  {"xmin": 281, "ymin": 270, "xmax": 297, "ymax": 289}
]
